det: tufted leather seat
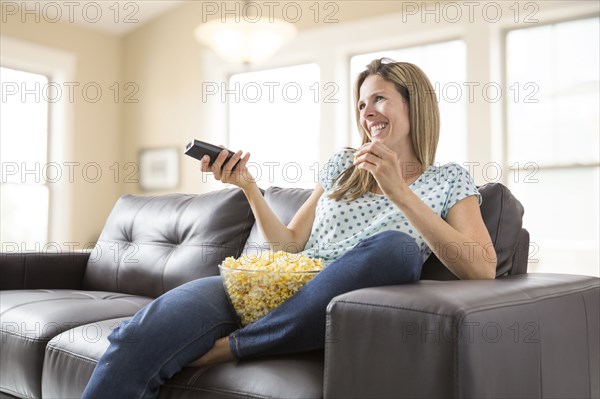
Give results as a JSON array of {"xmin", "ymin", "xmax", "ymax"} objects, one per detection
[{"xmin": 0, "ymin": 291, "xmax": 151, "ymax": 399}]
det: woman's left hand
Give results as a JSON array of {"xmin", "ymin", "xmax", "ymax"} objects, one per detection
[{"xmin": 353, "ymin": 142, "xmax": 413, "ymax": 199}]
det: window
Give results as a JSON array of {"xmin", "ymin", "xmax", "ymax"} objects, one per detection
[
  {"xmin": 505, "ymin": 17, "xmax": 599, "ymax": 276},
  {"xmin": 1, "ymin": 66, "xmax": 50, "ymax": 248},
  {"xmin": 228, "ymin": 64, "xmax": 321, "ymax": 188},
  {"xmin": 349, "ymin": 40, "xmax": 467, "ymax": 165}
]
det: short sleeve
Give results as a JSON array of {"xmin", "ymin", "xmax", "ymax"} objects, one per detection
[
  {"xmin": 319, "ymin": 149, "xmax": 354, "ymax": 192},
  {"xmin": 441, "ymin": 163, "xmax": 482, "ymax": 219}
]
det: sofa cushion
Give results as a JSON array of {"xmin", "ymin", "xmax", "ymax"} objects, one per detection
[
  {"xmin": 421, "ymin": 183, "xmax": 525, "ymax": 279},
  {"xmin": 479, "ymin": 183, "xmax": 525, "ymax": 276},
  {"xmin": 83, "ymin": 189, "xmax": 255, "ymax": 298},
  {"xmin": 42, "ymin": 317, "xmax": 324, "ymax": 399},
  {"xmin": 0, "ymin": 290, "xmax": 151, "ymax": 399},
  {"xmin": 42, "ymin": 317, "xmax": 128, "ymax": 399},
  {"xmin": 243, "ymin": 187, "xmax": 312, "ymax": 253}
]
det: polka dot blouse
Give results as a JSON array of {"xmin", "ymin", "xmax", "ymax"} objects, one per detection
[{"xmin": 301, "ymin": 149, "xmax": 482, "ymax": 266}]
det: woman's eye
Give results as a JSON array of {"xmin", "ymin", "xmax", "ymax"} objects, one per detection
[
  {"xmin": 375, "ymin": 95, "xmax": 385, "ymax": 102},
  {"xmin": 358, "ymin": 103, "xmax": 365, "ymax": 110}
]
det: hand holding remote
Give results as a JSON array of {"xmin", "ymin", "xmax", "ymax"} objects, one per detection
[
  {"xmin": 203, "ymin": 149, "xmax": 254, "ymax": 188},
  {"xmin": 185, "ymin": 139, "xmax": 255, "ymax": 189}
]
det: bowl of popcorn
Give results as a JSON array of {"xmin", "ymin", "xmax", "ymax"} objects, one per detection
[{"xmin": 219, "ymin": 251, "xmax": 324, "ymax": 325}]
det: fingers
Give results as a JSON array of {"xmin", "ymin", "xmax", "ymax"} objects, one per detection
[
  {"xmin": 197, "ymin": 150, "xmax": 229, "ymax": 180},
  {"xmin": 199, "ymin": 150, "xmax": 253, "ymax": 186},
  {"xmin": 206, "ymin": 150, "xmax": 226, "ymax": 180},
  {"xmin": 355, "ymin": 141, "xmax": 398, "ymax": 166},
  {"xmin": 200, "ymin": 155, "xmax": 211, "ymax": 172},
  {"xmin": 222, "ymin": 150, "xmax": 243, "ymax": 174},
  {"xmin": 355, "ymin": 141, "xmax": 388, "ymax": 158},
  {"xmin": 355, "ymin": 142, "xmax": 383, "ymax": 165},
  {"xmin": 237, "ymin": 152, "xmax": 251, "ymax": 171},
  {"xmin": 353, "ymin": 151, "xmax": 380, "ymax": 168}
]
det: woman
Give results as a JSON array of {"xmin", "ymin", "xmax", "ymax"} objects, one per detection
[{"xmin": 83, "ymin": 59, "xmax": 496, "ymax": 398}]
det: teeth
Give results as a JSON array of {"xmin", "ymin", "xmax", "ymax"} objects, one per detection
[{"xmin": 371, "ymin": 123, "xmax": 387, "ymax": 134}]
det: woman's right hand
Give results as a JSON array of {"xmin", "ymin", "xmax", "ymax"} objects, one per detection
[{"xmin": 200, "ymin": 149, "xmax": 255, "ymax": 190}]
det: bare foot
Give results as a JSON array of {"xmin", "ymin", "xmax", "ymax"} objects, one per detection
[{"xmin": 187, "ymin": 336, "xmax": 234, "ymax": 367}]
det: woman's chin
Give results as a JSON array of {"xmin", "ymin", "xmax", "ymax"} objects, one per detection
[{"xmin": 371, "ymin": 133, "xmax": 386, "ymax": 143}]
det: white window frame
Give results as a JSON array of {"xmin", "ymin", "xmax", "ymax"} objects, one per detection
[{"xmin": 501, "ymin": 14, "xmax": 600, "ymax": 174}]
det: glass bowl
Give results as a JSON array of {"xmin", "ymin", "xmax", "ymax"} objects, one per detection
[{"xmin": 219, "ymin": 258, "xmax": 322, "ymax": 325}]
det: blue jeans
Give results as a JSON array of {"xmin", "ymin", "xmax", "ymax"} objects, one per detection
[{"xmin": 82, "ymin": 230, "xmax": 422, "ymax": 399}]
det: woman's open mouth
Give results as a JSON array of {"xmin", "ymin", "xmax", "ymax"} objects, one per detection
[{"xmin": 370, "ymin": 122, "xmax": 388, "ymax": 138}]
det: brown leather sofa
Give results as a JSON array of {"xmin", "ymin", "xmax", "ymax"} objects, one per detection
[{"xmin": 1, "ymin": 183, "xmax": 598, "ymax": 399}]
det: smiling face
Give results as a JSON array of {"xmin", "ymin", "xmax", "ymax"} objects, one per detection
[{"xmin": 357, "ymin": 75, "xmax": 412, "ymax": 156}]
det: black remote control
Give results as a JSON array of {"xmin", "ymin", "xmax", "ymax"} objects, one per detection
[{"xmin": 184, "ymin": 139, "xmax": 236, "ymax": 166}]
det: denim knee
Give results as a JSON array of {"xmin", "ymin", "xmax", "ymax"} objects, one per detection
[{"xmin": 361, "ymin": 230, "xmax": 422, "ymax": 281}]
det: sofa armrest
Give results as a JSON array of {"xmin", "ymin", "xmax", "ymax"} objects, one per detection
[
  {"xmin": 324, "ymin": 273, "xmax": 600, "ymax": 399},
  {"xmin": 0, "ymin": 251, "xmax": 90, "ymax": 290}
]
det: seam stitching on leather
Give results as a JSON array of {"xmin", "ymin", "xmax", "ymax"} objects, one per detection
[
  {"xmin": 21, "ymin": 253, "xmax": 27, "ymax": 289},
  {"xmin": 534, "ymin": 296, "xmax": 543, "ymax": 396},
  {"xmin": 162, "ymin": 383, "xmax": 269, "ymax": 399},
  {"xmin": 237, "ymin": 190, "xmax": 257, "ymax": 258},
  {"xmin": 0, "ymin": 329, "xmax": 50, "ymax": 343},
  {"xmin": 159, "ymin": 247, "xmax": 177, "ymax": 294},
  {"xmin": 0, "ymin": 295, "xmax": 91, "ymax": 316},
  {"xmin": 95, "ymin": 239, "xmax": 235, "ymax": 248},
  {"xmin": 323, "ymin": 313, "xmax": 331, "ymax": 396},
  {"xmin": 494, "ymin": 185, "xmax": 507, "ymax": 276},
  {"xmin": 45, "ymin": 344, "xmax": 97, "ymax": 365},
  {"xmin": 332, "ymin": 284, "xmax": 599, "ymax": 317},
  {"xmin": 494, "ymin": 184, "xmax": 505, "ymax": 248},
  {"xmin": 0, "ymin": 385, "xmax": 34, "ymax": 399},
  {"xmin": 187, "ymin": 366, "xmax": 211, "ymax": 385},
  {"xmin": 581, "ymin": 292, "xmax": 593, "ymax": 395},
  {"xmin": 160, "ymin": 196, "xmax": 195, "ymax": 293},
  {"xmin": 454, "ymin": 314, "xmax": 461, "ymax": 398},
  {"xmin": 115, "ymin": 195, "xmax": 156, "ymax": 292}
]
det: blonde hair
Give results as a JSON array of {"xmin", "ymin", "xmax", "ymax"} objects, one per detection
[{"xmin": 329, "ymin": 58, "xmax": 440, "ymax": 201}]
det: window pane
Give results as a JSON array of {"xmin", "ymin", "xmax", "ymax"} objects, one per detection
[
  {"xmin": 508, "ymin": 167, "xmax": 599, "ymax": 277},
  {"xmin": 350, "ymin": 40, "xmax": 467, "ymax": 165},
  {"xmin": 506, "ymin": 18, "xmax": 600, "ymax": 166},
  {"xmin": 229, "ymin": 64, "xmax": 320, "ymax": 188},
  {"xmin": 1, "ymin": 184, "xmax": 49, "ymax": 247},
  {"xmin": 0, "ymin": 67, "xmax": 49, "ymax": 179},
  {"xmin": 0, "ymin": 66, "xmax": 49, "ymax": 245}
]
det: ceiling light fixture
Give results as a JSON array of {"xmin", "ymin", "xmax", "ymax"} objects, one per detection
[{"xmin": 194, "ymin": 1, "xmax": 297, "ymax": 65}]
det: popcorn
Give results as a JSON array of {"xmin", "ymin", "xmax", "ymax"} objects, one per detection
[{"xmin": 219, "ymin": 251, "xmax": 324, "ymax": 325}]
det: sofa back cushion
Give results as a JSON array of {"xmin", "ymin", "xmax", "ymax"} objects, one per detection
[
  {"xmin": 242, "ymin": 187, "xmax": 312, "ymax": 255},
  {"xmin": 83, "ymin": 189, "xmax": 255, "ymax": 298},
  {"xmin": 245, "ymin": 184, "xmax": 526, "ymax": 279}
]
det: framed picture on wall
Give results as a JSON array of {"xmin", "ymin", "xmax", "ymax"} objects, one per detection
[{"xmin": 138, "ymin": 147, "xmax": 179, "ymax": 191}]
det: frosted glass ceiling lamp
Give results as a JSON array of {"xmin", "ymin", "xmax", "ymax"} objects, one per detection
[{"xmin": 194, "ymin": 17, "xmax": 297, "ymax": 65}]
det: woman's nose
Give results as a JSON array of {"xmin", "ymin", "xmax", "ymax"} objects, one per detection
[{"xmin": 362, "ymin": 103, "xmax": 376, "ymax": 117}]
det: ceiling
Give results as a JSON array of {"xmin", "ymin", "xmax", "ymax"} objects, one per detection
[
  {"xmin": 17, "ymin": 0, "xmax": 185, "ymax": 35},
  {"xmin": 13, "ymin": 1, "xmax": 416, "ymax": 36}
]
